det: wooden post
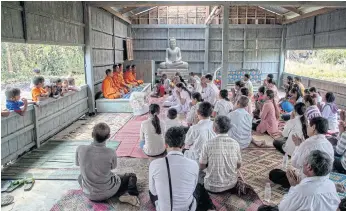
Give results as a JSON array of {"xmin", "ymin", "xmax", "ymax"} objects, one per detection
[
  {"xmin": 278, "ymin": 27, "xmax": 286, "ymax": 87},
  {"xmin": 83, "ymin": 3, "xmax": 96, "ymax": 113},
  {"xmin": 221, "ymin": 3, "xmax": 230, "ymax": 89},
  {"xmin": 204, "ymin": 26, "xmax": 209, "ymax": 75}
]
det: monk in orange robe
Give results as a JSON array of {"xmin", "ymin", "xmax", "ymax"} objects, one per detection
[
  {"xmin": 114, "ymin": 64, "xmax": 129, "ymax": 93},
  {"xmin": 102, "ymin": 69, "xmax": 121, "ymax": 99},
  {"xmin": 131, "ymin": 64, "xmax": 144, "ymax": 85},
  {"xmin": 112, "ymin": 64, "xmax": 128, "ymax": 94},
  {"xmin": 124, "ymin": 65, "xmax": 138, "ymax": 86}
]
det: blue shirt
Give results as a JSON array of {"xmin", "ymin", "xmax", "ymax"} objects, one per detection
[{"xmin": 6, "ymin": 100, "xmax": 24, "ymax": 111}]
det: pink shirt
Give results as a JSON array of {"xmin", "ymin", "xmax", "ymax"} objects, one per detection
[{"xmin": 257, "ymin": 100, "xmax": 279, "ymax": 135}]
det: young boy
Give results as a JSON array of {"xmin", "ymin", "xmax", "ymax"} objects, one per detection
[
  {"xmin": 67, "ymin": 77, "xmax": 81, "ymax": 91},
  {"xmin": 150, "ymin": 80, "xmax": 165, "ymax": 98},
  {"xmin": 164, "ymin": 108, "xmax": 181, "ymax": 130},
  {"xmin": 54, "ymin": 78, "xmax": 64, "ymax": 96},
  {"xmin": 76, "ymin": 123, "xmax": 140, "ymax": 206},
  {"xmin": 31, "ymin": 76, "xmax": 49, "ymax": 102},
  {"xmin": 5, "ymin": 88, "xmax": 33, "ymax": 116}
]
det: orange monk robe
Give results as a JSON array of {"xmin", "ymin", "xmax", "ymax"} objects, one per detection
[
  {"xmin": 102, "ymin": 76, "xmax": 121, "ymax": 99},
  {"xmin": 132, "ymin": 72, "xmax": 144, "ymax": 84},
  {"xmin": 123, "ymin": 71, "xmax": 138, "ymax": 86},
  {"xmin": 114, "ymin": 72, "xmax": 129, "ymax": 93}
]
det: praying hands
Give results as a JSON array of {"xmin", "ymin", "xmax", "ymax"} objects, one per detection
[{"xmin": 286, "ymin": 169, "xmax": 300, "ymax": 186}]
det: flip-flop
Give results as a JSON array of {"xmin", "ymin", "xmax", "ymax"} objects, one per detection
[
  {"xmin": 23, "ymin": 178, "xmax": 35, "ymax": 191},
  {"xmin": 1, "ymin": 194, "xmax": 14, "ymax": 206},
  {"xmin": 5, "ymin": 179, "xmax": 24, "ymax": 192}
]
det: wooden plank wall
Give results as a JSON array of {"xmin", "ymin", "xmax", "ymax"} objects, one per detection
[
  {"xmin": 1, "ymin": 1, "xmax": 25, "ymax": 42},
  {"xmin": 1, "ymin": 86, "xmax": 88, "ymax": 164},
  {"xmin": 282, "ymin": 73, "xmax": 346, "ymax": 110},
  {"xmin": 286, "ymin": 8, "xmax": 346, "ymax": 49},
  {"xmin": 90, "ymin": 7, "xmax": 129, "ymax": 94}
]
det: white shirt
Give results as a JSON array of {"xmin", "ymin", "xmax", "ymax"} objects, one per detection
[
  {"xmin": 278, "ymin": 176, "xmax": 340, "ymax": 211},
  {"xmin": 186, "ymin": 103, "xmax": 200, "ymax": 125},
  {"xmin": 321, "ymin": 104, "xmax": 339, "ymax": 132},
  {"xmin": 199, "ymin": 134, "xmax": 242, "ymax": 192},
  {"xmin": 164, "ymin": 118, "xmax": 181, "ymax": 131},
  {"xmin": 202, "ymin": 84, "xmax": 217, "ymax": 105},
  {"xmin": 184, "ymin": 119, "xmax": 216, "ymax": 162},
  {"xmin": 209, "ymin": 82, "xmax": 220, "ymax": 96},
  {"xmin": 291, "ymin": 134, "xmax": 334, "ymax": 179},
  {"xmin": 163, "ymin": 79, "xmax": 171, "ymax": 92},
  {"xmin": 227, "ymin": 108, "xmax": 253, "ymax": 149},
  {"xmin": 282, "ymin": 115, "xmax": 305, "ymax": 156},
  {"xmin": 140, "ymin": 118, "xmax": 166, "ymax": 156},
  {"xmin": 214, "ymin": 99, "xmax": 233, "ymax": 116},
  {"xmin": 149, "ymin": 151, "xmax": 199, "ymax": 211},
  {"xmin": 244, "ymin": 80, "xmax": 253, "ymax": 95},
  {"xmin": 194, "ymin": 75, "xmax": 201, "ymax": 83}
]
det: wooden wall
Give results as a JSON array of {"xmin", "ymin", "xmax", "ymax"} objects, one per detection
[{"xmin": 1, "ymin": 86, "xmax": 88, "ymax": 165}]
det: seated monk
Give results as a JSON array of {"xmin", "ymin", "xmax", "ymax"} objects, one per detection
[
  {"xmin": 116, "ymin": 63, "xmax": 131, "ymax": 92},
  {"xmin": 112, "ymin": 64, "xmax": 128, "ymax": 94},
  {"xmin": 124, "ymin": 65, "xmax": 138, "ymax": 86},
  {"xmin": 131, "ymin": 65, "xmax": 144, "ymax": 85},
  {"xmin": 102, "ymin": 69, "xmax": 121, "ymax": 99}
]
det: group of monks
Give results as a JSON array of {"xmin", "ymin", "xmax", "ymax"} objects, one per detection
[{"xmin": 102, "ymin": 64, "xmax": 144, "ymax": 99}]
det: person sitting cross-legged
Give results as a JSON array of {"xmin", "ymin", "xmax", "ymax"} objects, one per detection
[
  {"xmin": 76, "ymin": 123, "xmax": 140, "ymax": 206},
  {"xmin": 269, "ymin": 117, "xmax": 334, "ymax": 188},
  {"xmin": 333, "ymin": 120, "xmax": 346, "ymax": 174},
  {"xmin": 200, "ymin": 115, "xmax": 242, "ymax": 193},
  {"xmin": 259, "ymin": 150, "xmax": 340, "ymax": 211},
  {"xmin": 149, "ymin": 126, "xmax": 215, "ymax": 211}
]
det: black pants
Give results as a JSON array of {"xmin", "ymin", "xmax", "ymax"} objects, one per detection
[
  {"xmin": 117, "ymin": 173, "xmax": 139, "ymax": 196},
  {"xmin": 334, "ymin": 158, "xmax": 346, "ymax": 174},
  {"xmin": 257, "ymin": 205, "xmax": 279, "ymax": 211},
  {"xmin": 252, "ymin": 121, "xmax": 260, "ymax": 131},
  {"xmin": 149, "ymin": 183, "xmax": 215, "ymax": 211},
  {"xmin": 273, "ymin": 139, "xmax": 286, "ymax": 155},
  {"xmin": 268, "ymin": 169, "xmax": 291, "ymax": 189}
]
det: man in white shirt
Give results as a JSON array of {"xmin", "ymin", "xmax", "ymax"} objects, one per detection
[
  {"xmin": 201, "ymin": 74, "xmax": 217, "ymax": 105},
  {"xmin": 149, "ymin": 126, "xmax": 215, "ymax": 211},
  {"xmin": 243, "ymin": 73, "xmax": 253, "ymax": 97},
  {"xmin": 259, "ymin": 150, "xmax": 340, "ymax": 211},
  {"xmin": 269, "ymin": 117, "xmax": 334, "ymax": 188},
  {"xmin": 184, "ymin": 102, "xmax": 216, "ymax": 163},
  {"xmin": 200, "ymin": 115, "xmax": 242, "ymax": 193},
  {"xmin": 228, "ymin": 96, "xmax": 253, "ymax": 149},
  {"xmin": 164, "ymin": 108, "xmax": 181, "ymax": 130}
]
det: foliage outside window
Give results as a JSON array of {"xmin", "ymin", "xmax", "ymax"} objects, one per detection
[{"xmin": 285, "ymin": 49, "xmax": 346, "ymax": 84}]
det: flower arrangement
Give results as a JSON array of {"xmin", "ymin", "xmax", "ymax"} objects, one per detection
[{"xmin": 214, "ymin": 78, "xmax": 221, "ymax": 89}]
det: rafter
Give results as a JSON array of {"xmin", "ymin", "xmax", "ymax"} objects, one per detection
[
  {"xmin": 283, "ymin": 7, "xmax": 335, "ymax": 24},
  {"xmin": 102, "ymin": 7, "xmax": 131, "ymax": 24},
  {"xmin": 119, "ymin": 7, "xmax": 138, "ymax": 14},
  {"xmin": 205, "ymin": 6, "xmax": 221, "ymax": 24},
  {"xmin": 283, "ymin": 6, "xmax": 303, "ymax": 15}
]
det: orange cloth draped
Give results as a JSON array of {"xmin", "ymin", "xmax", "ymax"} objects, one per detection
[
  {"xmin": 133, "ymin": 72, "xmax": 144, "ymax": 84},
  {"xmin": 114, "ymin": 72, "xmax": 129, "ymax": 94},
  {"xmin": 123, "ymin": 71, "xmax": 137, "ymax": 86},
  {"xmin": 102, "ymin": 76, "xmax": 121, "ymax": 99}
]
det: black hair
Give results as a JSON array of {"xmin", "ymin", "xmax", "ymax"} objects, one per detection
[
  {"xmin": 325, "ymin": 92, "xmax": 335, "ymax": 103},
  {"xmin": 294, "ymin": 76, "xmax": 302, "ymax": 82},
  {"xmin": 205, "ymin": 74, "xmax": 213, "ymax": 81},
  {"xmin": 214, "ymin": 116, "xmax": 231, "ymax": 133},
  {"xmin": 155, "ymin": 80, "xmax": 160, "ymax": 84},
  {"xmin": 295, "ymin": 102, "xmax": 309, "ymax": 139},
  {"xmin": 240, "ymin": 87, "xmax": 249, "ymax": 97},
  {"xmin": 267, "ymin": 74, "xmax": 274, "ymax": 79},
  {"xmin": 197, "ymin": 102, "xmax": 213, "ymax": 118},
  {"xmin": 167, "ymin": 108, "xmax": 178, "ymax": 120},
  {"xmin": 149, "ymin": 104, "xmax": 161, "ymax": 135},
  {"xmin": 244, "ymin": 73, "xmax": 250, "ymax": 79},
  {"xmin": 165, "ymin": 126, "xmax": 188, "ymax": 148},
  {"xmin": 54, "ymin": 78, "xmax": 62, "ymax": 83},
  {"xmin": 105, "ymin": 69, "xmax": 112, "ymax": 75},
  {"xmin": 309, "ymin": 117, "xmax": 329, "ymax": 134},
  {"xmin": 266, "ymin": 89, "xmax": 280, "ymax": 119},
  {"xmin": 304, "ymin": 94, "xmax": 316, "ymax": 106},
  {"xmin": 267, "ymin": 78, "xmax": 276, "ymax": 85},
  {"xmin": 92, "ymin": 123, "xmax": 111, "ymax": 143},
  {"xmin": 219, "ymin": 89, "xmax": 230, "ymax": 101},
  {"xmin": 339, "ymin": 197, "xmax": 346, "ymax": 211},
  {"xmin": 257, "ymin": 205, "xmax": 279, "ymax": 211},
  {"xmin": 235, "ymin": 80, "xmax": 245, "ymax": 88},
  {"xmin": 192, "ymin": 92, "xmax": 203, "ymax": 102},
  {"xmin": 258, "ymin": 86, "xmax": 265, "ymax": 94},
  {"xmin": 309, "ymin": 87, "xmax": 317, "ymax": 93},
  {"xmin": 33, "ymin": 76, "xmax": 45, "ymax": 86},
  {"xmin": 238, "ymin": 95, "xmax": 249, "ymax": 108},
  {"xmin": 304, "ymin": 89, "xmax": 310, "ymax": 95},
  {"xmin": 290, "ymin": 86, "xmax": 302, "ymax": 102},
  {"xmin": 287, "ymin": 76, "xmax": 293, "ymax": 81},
  {"xmin": 126, "ymin": 65, "xmax": 131, "ymax": 69},
  {"xmin": 131, "ymin": 64, "xmax": 136, "ymax": 68},
  {"xmin": 5, "ymin": 88, "xmax": 21, "ymax": 100},
  {"xmin": 176, "ymin": 82, "xmax": 191, "ymax": 98},
  {"xmin": 189, "ymin": 72, "xmax": 195, "ymax": 76},
  {"xmin": 112, "ymin": 64, "xmax": 118, "ymax": 69}
]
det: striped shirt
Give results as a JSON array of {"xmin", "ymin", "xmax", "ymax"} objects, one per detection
[
  {"xmin": 336, "ymin": 132, "xmax": 346, "ymax": 170},
  {"xmin": 305, "ymin": 105, "xmax": 321, "ymax": 121}
]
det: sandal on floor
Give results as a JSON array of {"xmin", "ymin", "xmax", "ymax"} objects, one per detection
[
  {"xmin": 23, "ymin": 178, "xmax": 35, "ymax": 191},
  {"xmin": 118, "ymin": 193, "xmax": 140, "ymax": 207},
  {"xmin": 1, "ymin": 194, "xmax": 14, "ymax": 206},
  {"xmin": 5, "ymin": 179, "xmax": 25, "ymax": 192}
]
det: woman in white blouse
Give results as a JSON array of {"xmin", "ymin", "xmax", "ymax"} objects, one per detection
[
  {"xmin": 139, "ymin": 104, "xmax": 166, "ymax": 156},
  {"xmin": 273, "ymin": 102, "xmax": 309, "ymax": 156},
  {"xmin": 321, "ymin": 92, "xmax": 339, "ymax": 132},
  {"xmin": 186, "ymin": 92, "xmax": 203, "ymax": 126},
  {"xmin": 170, "ymin": 82, "xmax": 192, "ymax": 114},
  {"xmin": 212, "ymin": 89, "xmax": 233, "ymax": 117}
]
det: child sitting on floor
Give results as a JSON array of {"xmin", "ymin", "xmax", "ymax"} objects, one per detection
[
  {"xmin": 253, "ymin": 86, "xmax": 266, "ymax": 119},
  {"xmin": 150, "ymin": 80, "xmax": 165, "ymax": 98},
  {"xmin": 212, "ymin": 89, "xmax": 233, "ymax": 117},
  {"xmin": 31, "ymin": 76, "xmax": 50, "ymax": 102},
  {"xmin": 76, "ymin": 123, "xmax": 140, "ymax": 206},
  {"xmin": 139, "ymin": 104, "xmax": 166, "ymax": 157},
  {"xmin": 164, "ymin": 108, "xmax": 181, "ymax": 130},
  {"xmin": 5, "ymin": 88, "xmax": 33, "ymax": 116},
  {"xmin": 186, "ymin": 92, "xmax": 203, "ymax": 126}
]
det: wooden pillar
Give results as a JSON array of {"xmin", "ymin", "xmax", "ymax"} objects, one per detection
[
  {"xmin": 83, "ymin": 3, "xmax": 96, "ymax": 113},
  {"xmin": 204, "ymin": 26, "xmax": 209, "ymax": 75},
  {"xmin": 221, "ymin": 3, "xmax": 230, "ymax": 89},
  {"xmin": 278, "ymin": 27, "xmax": 286, "ymax": 87}
]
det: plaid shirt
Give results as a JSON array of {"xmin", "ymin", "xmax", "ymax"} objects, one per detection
[
  {"xmin": 200, "ymin": 134, "xmax": 242, "ymax": 192},
  {"xmin": 336, "ymin": 132, "xmax": 346, "ymax": 170}
]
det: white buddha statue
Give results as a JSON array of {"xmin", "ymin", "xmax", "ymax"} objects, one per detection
[{"xmin": 159, "ymin": 38, "xmax": 188, "ymax": 69}]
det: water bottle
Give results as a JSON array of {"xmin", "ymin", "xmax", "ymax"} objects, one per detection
[
  {"xmin": 264, "ymin": 183, "xmax": 271, "ymax": 203},
  {"xmin": 282, "ymin": 153, "xmax": 288, "ymax": 171}
]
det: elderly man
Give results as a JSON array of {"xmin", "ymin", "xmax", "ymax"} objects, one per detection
[
  {"xmin": 258, "ymin": 150, "xmax": 340, "ymax": 211},
  {"xmin": 199, "ymin": 115, "xmax": 242, "ymax": 193}
]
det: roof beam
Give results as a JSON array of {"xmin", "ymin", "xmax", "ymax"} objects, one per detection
[
  {"xmin": 205, "ymin": 6, "xmax": 221, "ymax": 24},
  {"xmin": 88, "ymin": 1, "xmax": 346, "ymax": 7},
  {"xmin": 102, "ymin": 7, "xmax": 132, "ymax": 24},
  {"xmin": 119, "ymin": 7, "xmax": 138, "ymax": 14},
  {"xmin": 283, "ymin": 7, "xmax": 335, "ymax": 24},
  {"xmin": 282, "ymin": 6, "xmax": 303, "ymax": 15}
]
